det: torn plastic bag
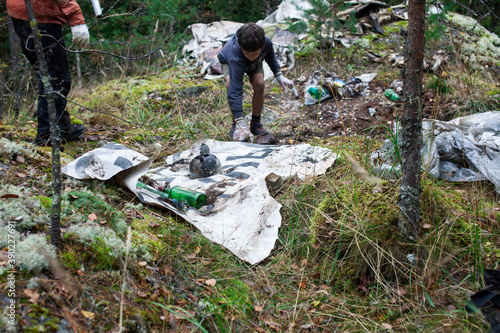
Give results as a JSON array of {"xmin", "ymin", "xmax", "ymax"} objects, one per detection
[
  {"xmin": 466, "ymin": 269, "xmax": 500, "ymax": 332},
  {"xmin": 370, "ymin": 111, "xmax": 500, "ymax": 199},
  {"xmin": 304, "ymin": 70, "xmax": 331, "ymax": 105}
]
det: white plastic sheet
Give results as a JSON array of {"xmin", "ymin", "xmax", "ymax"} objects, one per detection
[
  {"xmin": 62, "ymin": 140, "xmax": 337, "ymax": 264},
  {"xmin": 371, "ymin": 111, "xmax": 500, "ymax": 199}
]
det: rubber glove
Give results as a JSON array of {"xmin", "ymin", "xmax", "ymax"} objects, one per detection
[
  {"xmin": 71, "ymin": 24, "xmax": 90, "ymax": 49},
  {"xmin": 232, "ymin": 117, "xmax": 253, "ymax": 142},
  {"xmin": 276, "ymin": 73, "xmax": 294, "ymax": 90}
]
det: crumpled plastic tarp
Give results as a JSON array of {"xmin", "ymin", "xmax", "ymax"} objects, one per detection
[
  {"xmin": 371, "ymin": 111, "xmax": 500, "ymax": 199},
  {"xmin": 181, "ymin": 21, "xmax": 244, "ymax": 61},
  {"xmin": 256, "ymin": 0, "xmax": 312, "ymax": 25},
  {"xmin": 181, "ymin": 0, "xmax": 311, "ymax": 80},
  {"xmin": 62, "ymin": 140, "xmax": 337, "ymax": 264}
]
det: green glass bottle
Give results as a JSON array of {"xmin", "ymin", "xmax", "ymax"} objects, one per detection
[
  {"xmin": 158, "ymin": 185, "xmax": 207, "ymax": 209},
  {"xmin": 384, "ymin": 89, "xmax": 400, "ymax": 101},
  {"xmin": 137, "ymin": 182, "xmax": 207, "ymax": 209}
]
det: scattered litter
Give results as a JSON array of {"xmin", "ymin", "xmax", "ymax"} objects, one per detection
[
  {"xmin": 466, "ymin": 269, "xmax": 500, "ymax": 332},
  {"xmin": 370, "ymin": 111, "xmax": 500, "ymax": 200},
  {"xmin": 384, "ymin": 88, "xmax": 400, "ymax": 101},
  {"xmin": 62, "ymin": 140, "xmax": 338, "ymax": 264},
  {"xmin": 389, "ymin": 79, "xmax": 404, "ymax": 93}
]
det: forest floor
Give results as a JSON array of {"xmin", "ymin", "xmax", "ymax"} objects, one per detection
[{"xmin": 1, "ymin": 9, "xmax": 500, "ymax": 333}]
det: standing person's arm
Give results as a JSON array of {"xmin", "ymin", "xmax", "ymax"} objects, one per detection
[{"xmin": 56, "ymin": 0, "xmax": 89, "ymax": 48}]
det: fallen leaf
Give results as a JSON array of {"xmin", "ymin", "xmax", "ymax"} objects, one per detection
[
  {"xmin": 23, "ymin": 289, "xmax": 40, "ymax": 303},
  {"xmin": 381, "ymin": 323, "xmax": 392, "ymax": 330},
  {"xmin": 299, "ymin": 282, "xmax": 306, "ymax": 289},
  {"xmin": 422, "ymin": 223, "xmax": 431, "ymax": 229},
  {"xmin": 264, "ymin": 320, "xmax": 280, "ymax": 329},
  {"xmin": 188, "ymin": 293, "xmax": 198, "ymax": 302},
  {"xmin": 300, "ymin": 324, "xmax": 314, "ymax": 329},
  {"xmin": 81, "ymin": 310, "xmax": 95, "ymax": 319},
  {"xmin": 137, "ymin": 291, "xmax": 147, "ymax": 298},
  {"xmin": 174, "ymin": 310, "xmax": 195, "ymax": 320},
  {"xmin": 76, "ymin": 270, "xmax": 85, "ymax": 276},
  {"xmin": 16, "ymin": 173, "xmax": 26, "ymax": 178},
  {"xmin": 0, "ymin": 250, "xmax": 9, "ymax": 265},
  {"xmin": 397, "ymin": 287, "xmax": 408, "ymax": 296},
  {"xmin": 86, "ymin": 134, "xmax": 100, "ymax": 141},
  {"xmin": 181, "ymin": 233, "xmax": 192, "ymax": 244},
  {"xmin": 205, "ymin": 279, "xmax": 216, "ymax": 287},
  {"xmin": 88, "ymin": 213, "xmax": 98, "ymax": 222},
  {"xmin": 254, "ymin": 305, "xmax": 263, "ymax": 312},
  {"xmin": 1, "ymin": 194, "xmax": 19, "ymax": 199}
]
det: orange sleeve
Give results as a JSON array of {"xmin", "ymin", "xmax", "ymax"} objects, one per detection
[
  {"xmin": 7, "ymin": 0, "xmax": 85, "ymax": 26},
  {"xmin": 56, "ymin": 0, "xmax": 86, "ymax": 26}
]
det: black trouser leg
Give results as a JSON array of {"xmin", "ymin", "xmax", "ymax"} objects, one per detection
[{"xmin": 11, "ymin": 17, "xmax": 71, "ymax": 136}]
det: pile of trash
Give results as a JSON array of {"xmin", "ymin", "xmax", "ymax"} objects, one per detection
[
  {"xmin": 62, "ymin": 140, "xmax": 338, "ymax": 264},
  {"xmin": 180, "ymin": 0, "xmax": 417, "ymax": 81},
  {"xmin": 302, "ymin": 70, "xmax": 379, "ymax": 105},
  {"xmin": 371, "ymin": 111, "xmax": 500, "ymax": 200}
]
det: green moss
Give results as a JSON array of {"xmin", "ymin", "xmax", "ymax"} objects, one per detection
[
  {"xmin": 37, "ymin": 196, "xmax": 52, "ymax": 209},
  {"xmin": 63, "ymin": 190, "xmax": 124, "ymax": 234},
  {"xmin": 24, "ymin": 305, "xmax": 61, "ymax": 333},
  {"xmin": 61, "ymin": 249, "xmax": 80, "ymax": 270}
]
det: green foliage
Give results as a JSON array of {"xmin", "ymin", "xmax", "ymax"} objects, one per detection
[
  {"xmin": 426, "ymin": 11, "xmax": 448, "ymax": 45},
  {"xmin": 427, "ymin": 75, "xmax": 451, "ymax": 94},
  {"xmin": 287, "ymin": 20, "xmax": 308, "ymax": 35},
  {"xmin": 61, "ymin": 249, "xmax": 80, "ymax": 270},
  {"xmin": 175, "ymin": 0, "xmax": 280, "ymax": 28}
]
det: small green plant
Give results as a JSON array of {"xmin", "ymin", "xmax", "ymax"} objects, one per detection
[{"xmin": 427, "ymin": 75, "xmax": 451, "ymax": 94}]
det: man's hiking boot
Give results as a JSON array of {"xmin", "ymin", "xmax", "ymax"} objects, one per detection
[
  {"xmin": 59, "ymin": 112, "xmax": 85, "ymax": 142},
  {"xmin": 34, "ymin": 113, "xmax": 85, "ymax": 147},
  {"xmin": 250, "ymin": 121, "xmax": 269, "ymax": 136},
  {"xmin": 250, "ymin": 121, "xmax": 278, "ymax": 145},
  {"xmin": 34, "ymin": 132, "xmax": 50, "ymax": 147}
]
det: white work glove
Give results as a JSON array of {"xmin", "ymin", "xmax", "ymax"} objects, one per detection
[
  {"xmin": 276, "ymin": 73, "xmax": 295, "ymax": 90},
  {"xmin": 71, "ymin": 24, "xmax": 89, "ymax": 49},
  {"xmin": 232, "ymin": 117, "xmax": 253, "ymax": 142}
]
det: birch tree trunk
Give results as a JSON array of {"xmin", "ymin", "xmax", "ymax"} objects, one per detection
[
  {"xmin": 24, "ymin": 0, "xmax": 63, "ymax": 245},
  {"xmin": 398, "ymin": 0, "xmax": 426, "ymax": 240}
]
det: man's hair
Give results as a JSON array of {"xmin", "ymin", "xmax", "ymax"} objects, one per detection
[{"xmin": 237, "ymin": 23, "xmax": 265, "ymax": 52}]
